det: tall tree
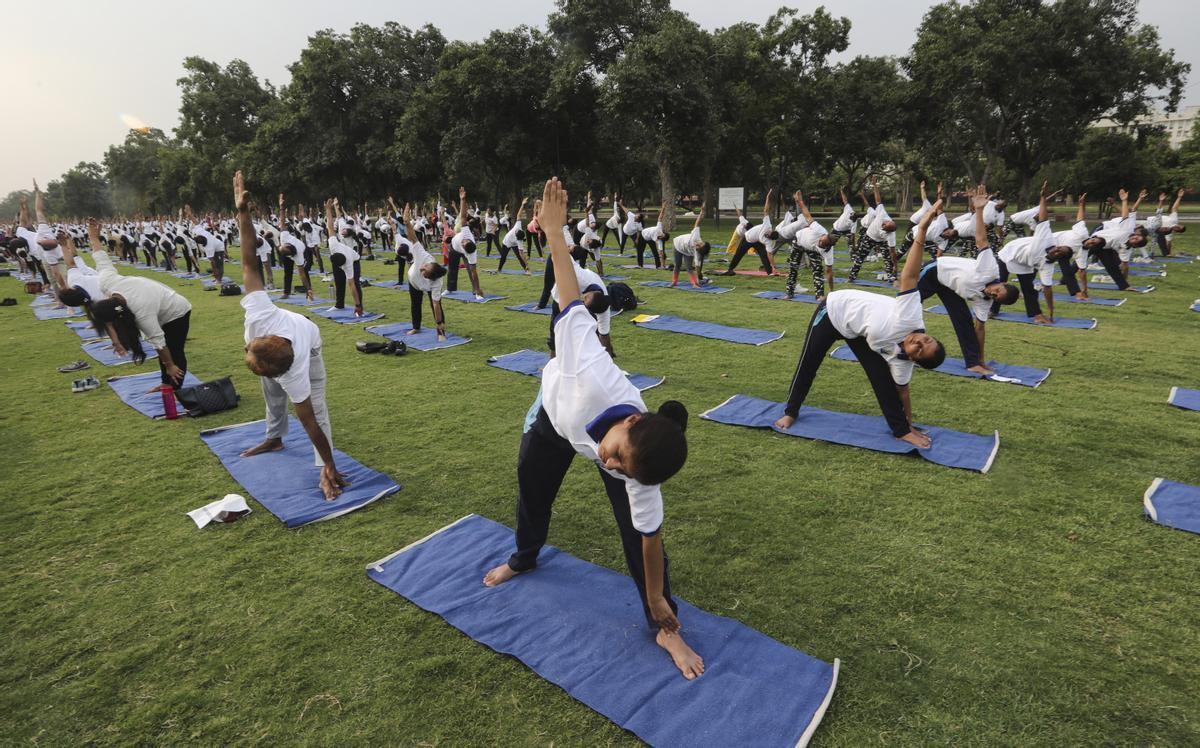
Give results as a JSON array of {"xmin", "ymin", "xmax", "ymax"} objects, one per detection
[
  {"xmin": 44, "ymin": 162, "xmax": 113, "ymax": 218},
  {"xmin": 104, "ymin": 128, "xmax": 171, "ymax": 213},
  {"xmin": 249, "ymin": 23, "xmax": 445, "ymax": 202},
  {"xmin": 394, "ymin": 27, "xmax": 573, "ymax": 206},
  {"xmin": 906, "ymin": 0, "xmax": 1188, "ymax": 198},
  {"xmin": 604, "ymin": 11, "xmax": 716, "ymax": 229},
  {"xmin": 813, "ymin": 56, "xmax": 908, "ymax": 195},
  {"xmin": 175, "ymin": 57, "xmax": 274, "ymax": 208},
  {"xmin": 548, "ymin": 0, "xmax": 670, "ymax": 74}
]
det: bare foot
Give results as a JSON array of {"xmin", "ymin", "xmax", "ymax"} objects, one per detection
[
  {"xmin": 240, "ymin": 438, "xmax": 284, "ymax": 458},
  {"xmin": 773, "ymin": 414, "xmax": 796, "ymax": 430},
  {"xmin": 1032, "ymin": 314, "xmax": 1052, "ymax": 325},
  {"xmin": 898, "ymin": 431, "xmax": 931, "ymax": 449},
  {"xmin": 656, "ymin": 629, "xmax": 705, "ymax": 680},
  {"xmin": 482, "ymin": 562, "xmax": 523, "ymax": 587},
  {"xmin": 967, "ymin": 364, "xmax": 995, "ymax": 375}
]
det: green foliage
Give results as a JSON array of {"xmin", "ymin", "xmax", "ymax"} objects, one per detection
[
  {"xmin": 1067, "ymin": 130, "xmax": 1162, "ymax": 198},
  {"xmin": 43, "ymin": 162, "xmax": 113, "ymax": 218},
  {"xmin": 906, "ymin": 0, "xmax": 1189, "ymax": 195}
]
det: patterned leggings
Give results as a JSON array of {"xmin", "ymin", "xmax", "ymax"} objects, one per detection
[
  {"xmin": 847, "ymin": 236, "xmax": 891, "ymax": 281},
  {"xmin": 786, "ymin": 245, "xmax": 827, "ymax": 297}
]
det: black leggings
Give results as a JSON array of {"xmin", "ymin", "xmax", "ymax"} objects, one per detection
[
  {"xmin": 725, "ymin": 237, "xmax": 769, "ymax": 272},
  {"xmin": 783, "ymin": 304, "xmax": 909, "ymax": 436},
  {"xmin": 333, "ymin": 260, "xmax": 362, "ymax": 308},
  {"xmin": 508, "ymin": 405, "xmax": 677, "ymax": 628},
  {"xmin": 918, "ymin": 263, "xmax": 982, "ymax": 367},
  {"xmin": 159, "ymin": 311, "xmax": 191, "ymax": 389},
  {"xmin": 396, "ymin": 250, "xmax": 411, "ymax": 284},
  {"xmin": 210, "ymin": 252, "xmax": 225, "ymax": 280},
  {"xmin": 498, "ymin": 243, "xmax": 527, "ymax": 272},
  {"xmin": 408, "ymin": 286, "xmax": 442, "ymax": 330},
  {"xmin": 485, "ymin": 232, "xmax": 500, "ymax": 255},
  {"xmin": 538, "ymin": 253, "xmax": 557, "ymax": 307},
  {"xmin": 993, "ymin": 258, "xmax": 1043, "ymax": 318},
  {"xmin": 636, "ymin": 235, "xmax": 663, "ymax": 268},
  {"xmin": 1089, "ymin": 247, "xmax": 1129, "ymax": 289},
  {"xmin": 526, "ymin": 230, "xmax": 544, "ymax": 257}
]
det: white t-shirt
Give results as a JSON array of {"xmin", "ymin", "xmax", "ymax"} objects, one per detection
[
  {"xmin": 542, "ymin": 302, "xmax": 662, "ymax": 534},
  {"xmin": 16, "ymin": 227, "xmax": 42, "ymax": 261},
  {"xmin": 950, "ymin": 213, "xmax": 976, "ymax": 239},
  {"xmin": 672, "ymin": 226, "xmax": 703, "ymax": 257},
  {"xmin": 94, "ymin": 251, "xmax": 192, "ymax": 349},
  {"xmin": 502, "ymin": 220, "xmax": 523, "ymax": 249},
  {"xmin": 550, "ymin": 265, "xmax": 611, "ymax": 335},
  {"xmin": 1009, "ymin": 206, "xmax": 1039, "ymax": 229},
  {"xmin": 67, "ymin": 258, "xmax": 103, "ymax": 301},
  {"xmin": 641, "ymin": 222, "xmax": 664, "ymax": 242},
  {"xmin": 797, "ymin": 222, "xmax": 834, "ymax": 266},
  {"xmin": 934, "ymin": 249, "xmax": 1000, "ymax": 322},
  {"xmin": 866, "ymin": 205, "xmax": 896, "ymax": 247},
  {"xmin": 998, "ymin": 221, "xmax": 1056, "ymax": 286},
  {"xmin": 826, "ymin": 288, "xmax": 924, "ymax": 385},
  {"xmin": 241, "ymin": 290, "xmax": 322, "ymax": 403},
  {"xmin": 193, "ymin": 226, "xmax": 224, "ymax": 258},
  {"xmin": 407, "ymin": 242, "xmax": 444, "ymax": 301},
  {"xmin": 451, "ymin": 228, "xmax": 478, "ymax": 263},
  {"xmin": 833, "ymin": 204, "xmax": 855, "ymax": 233},
  {"xmin": 623, "ymin": 214, "xmax": 642, "ymax": 236},
  {"xmin": 329, "ymin": 236, "xmax": 361, "ymax": 273},
  {"xmin": 777, "ymin": 215, "xmax": 810, "ymax": 243}
]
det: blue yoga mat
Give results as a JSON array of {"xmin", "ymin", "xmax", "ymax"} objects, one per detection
[
  {"xmin": 200, "ymin": 277, "xmax": 238, "ymax": 288},
  {"xmin": 834, "ymin": 277, "xmax": 895, "ymax": 289},
  {"xmin": 82, "ymin": 339, "xmax": 158, "ymax": 366},
  {"xmin": 1120, "ymin": 268, "xmax": 1165, "ymax": 277},
  {"xmin": 487, "ymin": 349, "xmax": 664, "ymax": 391},
  {"xmin": 602, "ymin": 275, "xmax": 627, "ymax": 281},
  {"xmin": 371, "ymin": 280, "xmax": 409, "ymax": 290},
  {"xmin": 310, "ymin": 306, "xmax": 385, "ymax": 324},
  {"xmin": 1052, "ymin": 294, "xmax": 1124, "ymax": 307},
  {"xmin": 926, "ymin": 305, "xmax": 1096, "ymax": 330},
  {"xmin": 277, "ymin": 296, "xmax": 335, "ymax": 307},
  {"xmin": 755, "ymin": 290, "xmax": 822, "ymax": 304},
  {"xmin": 441, "ymin": 290, "xmax": 507, "ymax": 303},
  {"xmin": 200, "ymin": 416, "xmax": 400, "ymax": 527},
  {"xmin": 488, "ymin": 267, "xmax": 543, "ymax": 276},
  {"xmin": 34, "ymin": 305, "xmax": 82, "ymax": 320},
  {"xmin": 1158, "ymin": 256, "xmax": 1195, "ymax": 263},
  {"xmin": 830, "ymin": 346, "xmax": 1049, "ymax": 388},
  {"xmin": 1169, "ymin": 387, "xmax": 1200, "ymax": 412},
  {"xmin": 367, "ymin": 514, "xmax": 839, "ymax": 747},
  {"xmin": 700, "ymin": 394, "xmax": 999, "ymax": 472},
  {"xmin": 31, "ymin": 294, "xmax": 58, "ymax": 307},
  {"xmin": 633, "ymin": 315, "xmax": 784, "ymax": 346},
  {"xmin": 366, "ymin": 321, "xmax": 471, "ymax": 351},
  {"xmin": 171, "ymin": 271, "xmax": 204, "ymax": 279},
  {"xmin": 640, "ymin": 280, "xmax": 732, "ymax": 294},
  {"xmin": 1089, "ymin": 282, "xmax": 1154, "ymax": 293},
  {"xmin": 65, "ymin": 320, "xmax": 101, "ymax": 340},
  {"xmin": 1144, "ymin": 478, "xmax": 1200, "ymax": 535},
  {"xmin": 108, "ymin": 371, "xmax": 203, "ymax": 418},
  {"xmin": 1193, "ymin": 300, "xmax": 1200, "ymax": 313},
  {"xmin": 505, "ymin": 301, "xmax": 552, "ymax": 316}
]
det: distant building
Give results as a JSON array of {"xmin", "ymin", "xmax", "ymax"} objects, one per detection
[{"xmin": 1092, "ymin": 105, "xmax": 1199, "ymax": 149}]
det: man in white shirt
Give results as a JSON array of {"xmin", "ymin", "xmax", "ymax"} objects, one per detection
[
  {"xmin": 446, "ymin": 187, "xmax": 486, "ymax": 298},
  {"xmin": 324, "ymin": 198, "xmax": 365, "ymax": 314},
  {"xmin": 638, "ymin": 201, "xmax": 669, "ymax": 269},
  {"xmin": 400, "ymin": 203, "xmax": 449, "ymax": 340},
  {"xmin": 918, "ymin": 187, "xmax": 1021, "ymax": 374},
  {"xmin": 775, "ymin": 203, "xmax": 947, "ymax": 448},
  {"xmin": 669, "ymin": 204, "xmax": 710, "ymax": 288},
  {"xmin": 17, "ymin": 181, "xmax": 67, "ymax": 290},
  {"xmin": 901, "ymin": 181, "xmax": 949, "ymax": 259},
  {"xmin": 602, "ymin": 194, "xmax": 627, "ymax": 251},
  {"xmin": 995, "ymin": 184, "xmax": 1074, "ymax": 322},
  {"xmin": 1156, "ymin": 188, "xmax": 1186, "ymax": 256},
  {"xmin": 191, "ymin": 217, "xmax": 226, "ymax": 285},
  {"xmin": 848, "ymin": 177, "xmax": 899, "ymax": 283},
  {"xmin": 233, "ymin": 172, "xmax": 344, "ymax": 501},
  {"xmin": 784, "ymin": 191, "xmax": 840, "ymax": 300},
  {"xmin": 1079, "ymin": 188, "xmax": 1145, "ymax": 292}
]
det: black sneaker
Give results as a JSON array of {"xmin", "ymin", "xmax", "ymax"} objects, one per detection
[{"xmin": 58, "ymin": 360, "xmax": 90, "ymax": 373}]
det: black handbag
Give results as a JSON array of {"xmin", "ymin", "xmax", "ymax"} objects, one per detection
[{"xmin": 176, "ymin": 376, "xmax": 240, "ymax": 416}]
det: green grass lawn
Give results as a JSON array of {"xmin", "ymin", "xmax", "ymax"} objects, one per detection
[{"xmin": 2, "ymin": 222, "xmax": 1198, "ymax": 746}]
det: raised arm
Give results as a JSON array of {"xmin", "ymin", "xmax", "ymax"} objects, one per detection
[
  {"xmin": 871, "ymin": 175, "xmax": 883, "ymax": 208},
  {"xmin": 324, "ymin": 198, "xmax": 337, "ymax": 244},
  {"xmin": 1130, "ymin": 188, "xmax": 1147, "ymax": 215},
  {"xmin": 457, "ymin": 186, "xmax": 468, "ymax": 229},
  {"xmin": 761, "ymin": 187, "xmax": 774, "ymax": 218},
  {"xmin": 692, "ymin": 202, "xmax": 705, "ymax": 231},
  {"xmin": 1037, "ymin": 182, "xmax": 1049, "ymax": 223},
  {"xmin": 542, "ymin": 178, "xmax": 580, "ymax": 305},
  {"xmin": 918, "ymin": 180, "xmax": 928, "ymax": 204},
  {"xmin": 234, "ymin": 172, "xmax": 264, "ymax": 292},
  {"xmin": 970, "ymin": 186, "xmax": 990, "ymax": 253},
  {"xmin": 1171, "ymin": 187, "xmax": 1184, "ymax": 214},
  {"xmin": 901, "ymin": 199, "xmax": 942, "ymax": 292},
  {"xmin": 18, "ymin": 194, "xmax": 30, "ymax": 227},
  {"xmin": 33, "ymin": 179, "xmax": 47, "ymax": 224},
  {"xmin": 1076, "ymin": 193, "xmax": 1087, "ymax": 223},
  {"xmin": 1117, "ymin": 189, "xmax": 1130, "ymax": 220},
  {"xmin": 796, "ymin": 191, "xmax": 814, "ymax": 224}
]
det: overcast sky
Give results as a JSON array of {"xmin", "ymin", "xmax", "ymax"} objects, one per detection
[{"xmin": 4, "ymin": 0, "xmax": 1196, "ymax": 196}]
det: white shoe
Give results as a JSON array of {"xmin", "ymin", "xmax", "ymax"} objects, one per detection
[{"xmin": 475, "ymin": 294, "xmax": 484, "ymax": 301}]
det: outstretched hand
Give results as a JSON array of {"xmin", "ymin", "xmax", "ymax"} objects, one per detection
[
  {"xmin": 233, "ymin": 171, "xmax": 250, "ymax": 214},
  {"xmin": 539, "ymin": 177, "xmax": 568, "ymax": 229},
  {"xmin": 971, "ymin": 184, "xmax": 989, "ymax": 210}
]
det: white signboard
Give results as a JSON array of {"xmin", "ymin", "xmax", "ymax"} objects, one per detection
[{"xmin": 718, "ymin": 187, "xmax": 744, "ymax": 211}]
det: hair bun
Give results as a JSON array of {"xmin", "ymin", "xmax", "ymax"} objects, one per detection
[{"xmin": 657, "ymin": 400, "xmax": 688, "ymax": 432}]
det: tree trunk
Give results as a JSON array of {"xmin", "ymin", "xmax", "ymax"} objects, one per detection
[
  {"xmin": 659, "ymin": 157, "xmax": 675, "ymax": 232},
  {"xmin": 702, "ymin": 167, "xmax": 714, "ymax": 219}
]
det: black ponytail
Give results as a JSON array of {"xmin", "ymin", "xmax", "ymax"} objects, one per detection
[
  {"xmin": 626, "ymin": 401, "xmax": 689, "ymax": 486},
  {"xmin": 90, "ymin": 298, "xmax": 147, "ymax": 364}
]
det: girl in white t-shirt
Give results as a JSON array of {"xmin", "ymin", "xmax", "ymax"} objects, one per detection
[{"xmin": 483, "ymin": 178, "xmax": 703, "ymax": 682}]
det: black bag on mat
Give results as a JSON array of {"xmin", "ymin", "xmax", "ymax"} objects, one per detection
[
  {"xmin": 176, "ymin": 376, "xmax": 239, "ymax": 416},
  {"xmin": 607, "ymin": 281, "xmax": 638, "ymax": 313},
  {"xmin": 219, "ymin": 284, "xmax": 242, "ymax": 296}
]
